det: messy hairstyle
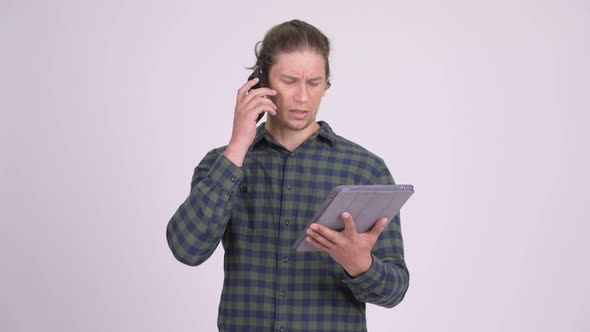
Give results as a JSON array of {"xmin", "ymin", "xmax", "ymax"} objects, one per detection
[{"xmin": 251, "ymin": 19, "xmax": 331, "ymax": 89}]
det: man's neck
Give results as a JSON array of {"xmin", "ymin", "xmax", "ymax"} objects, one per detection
[{"xmin": 264, "ymin": 121, "xmax": 321, "ymax": 151}]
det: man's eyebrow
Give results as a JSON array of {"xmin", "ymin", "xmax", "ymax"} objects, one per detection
[
  {"xmin": 278, "ymin": 74, "xmax": 324, "ymax": 81},
  {"xmin": 279, "ymin": 74, "xmax": 298, "ymax": 80}
]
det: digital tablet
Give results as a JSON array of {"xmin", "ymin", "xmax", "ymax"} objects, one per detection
[{"xmin": 292, "ymin": 184, "xmax": 414, "ymax": 251}]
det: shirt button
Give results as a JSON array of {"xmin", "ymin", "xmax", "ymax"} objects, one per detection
[
  {"xmin": 230, "ymin": 176, "xmax": 237, "ymax": 182},
  {"xmin": 280, "ymin": 290, "xmax": 287, "ymax": 297},
  {"xmin": 289, "ymin": 153, "xmax": 295, "ymax": 159},
  {"xmin": 287, "ymin": 185, "xmax": 293, "ymax": 190},
  {"xmin": 282, "ymin": 256, "xmax": 289, "ymax": 263},
  {"xmin": 279, "ymin": 327, "xmax": 286, "ymax": 332},
  {"xmin": 284, "ymin": 219, "xmax": 290, "ymax": 225}
]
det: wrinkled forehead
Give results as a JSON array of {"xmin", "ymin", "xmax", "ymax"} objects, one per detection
[{"xmin": 270, "ymin": 50, "xmax": 327, "ymax": 79}]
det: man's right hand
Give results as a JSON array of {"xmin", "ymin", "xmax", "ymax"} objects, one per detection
[{"xmin": 224, "ymin": 78, "xmax": 277, "ymax": 167}]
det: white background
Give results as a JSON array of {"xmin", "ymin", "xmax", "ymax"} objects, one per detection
[{"xmin": 1, "ymin": 0, "xmax": 589, "ymax": 331}]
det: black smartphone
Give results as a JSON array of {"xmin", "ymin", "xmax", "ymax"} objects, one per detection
[{"xmin": 247, "ymin": 67, "xmax": 265, "ymax": 123}]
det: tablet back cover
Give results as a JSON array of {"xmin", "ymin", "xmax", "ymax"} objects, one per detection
[{"xmin": 293, "ymin": 185, "xmax": 414, "ymax": 251}]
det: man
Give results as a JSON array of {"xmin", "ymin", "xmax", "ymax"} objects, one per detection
[{"xmin": 167, "ymin": 19, "xmax": 409, "ymax": 332}]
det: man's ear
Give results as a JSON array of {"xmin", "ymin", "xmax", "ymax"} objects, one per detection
[{"xmin": 323, "ymin": 80, "xmax": 331, "ymax": 95}]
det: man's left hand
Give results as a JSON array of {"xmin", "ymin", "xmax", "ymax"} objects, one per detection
[{"xmin": 305, "ymin": 212, "xmax": 388, "ymax": 277}]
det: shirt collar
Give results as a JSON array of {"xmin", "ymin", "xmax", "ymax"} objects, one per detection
[{"xmin": 251, "ymin": 121, "xmax": 337, "ymax": 150}]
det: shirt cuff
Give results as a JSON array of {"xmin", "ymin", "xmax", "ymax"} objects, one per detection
[
  {"xmin": 341, "ymin": 254, "xmax": 386, "ymax": 291},
  {"xmin": 206, "ymin": 153, "xmax": 244, "ymax": 193}
]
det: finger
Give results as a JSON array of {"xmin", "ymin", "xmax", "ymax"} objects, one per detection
[
  {"xmin": 243, "ymin": 87, "xmax": 277, "ymax": 105},
  {"xmin": 249, "ymin": 108, "xmax": 275, "ymax": 122},
  {"xmin": 245, "ymin": 99, "xmax": 277, "ymax": 119},
  {"xmin": 305, "ymin": 236, "xmax": 331, "ymax": 251},
  {"xmin": 368, "ymin": 217, "xmax": 388, "ymax": 237},
  {"xmin": 307, "ymin": 225, "xmax": 337, "ymax": 248},
  {"xmin": 309, "ymin": 223, "xmax": 339, "ymax": 241},
  {"xmin": 239, "ymin": 89, "xmax": 277, "ymax": 113},
  {"xmin": 248, "ymin": 96, "xmax": 277, "ymax": 112},
  {"xmin": 341, "ymin": 212, "xmax": 357, "ymax": 234},
  {"xmin": 236, "ymin": 78, "xmax": 266, "ymax": 102},
  {"xmin": 306, "ymin": 230, "xmax": 334, "ymax": 250}
]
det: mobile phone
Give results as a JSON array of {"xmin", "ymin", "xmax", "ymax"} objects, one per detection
[{"xmin": 247, "ymin": 67, "xmax": 265, "ymax": 123}]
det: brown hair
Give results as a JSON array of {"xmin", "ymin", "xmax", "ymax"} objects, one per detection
[{"xmin": 252, "ymin": 19, "xmax": 331, "ymax": 89}]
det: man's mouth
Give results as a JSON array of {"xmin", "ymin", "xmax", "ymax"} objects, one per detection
[
  {"xmin": 290, "ymin": 109, "xmax": 307, "ymax": 114},
  {"xmin": 289, "ymin": 109, "xmax": 308, "ymax": 120}
]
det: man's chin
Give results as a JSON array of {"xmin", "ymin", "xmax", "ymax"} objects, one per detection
[
  {"xmin": 269, "ymin": 117, "xmax": 318, "ymax": 131},
  {"xmin": 286, "ymin": 119, "xmax": 318, "ymax": 131}
]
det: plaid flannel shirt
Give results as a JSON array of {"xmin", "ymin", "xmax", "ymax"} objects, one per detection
[{"xmin": 167, "ymin": 122, "xmax": 409, "ymax": 332}]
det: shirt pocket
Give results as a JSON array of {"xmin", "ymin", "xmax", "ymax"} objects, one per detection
[{"xmin": 229, "ymin": 183, "xmax": 273, "ymax": 234}]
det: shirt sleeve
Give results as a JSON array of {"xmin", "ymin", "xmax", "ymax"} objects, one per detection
[
  {"xmin": 166, "ymin": 149, "xmax": 243, "ymax": 266},
  {"xmin": 341, "ymin": 161, "xmax": 410, "ymax": 308}
]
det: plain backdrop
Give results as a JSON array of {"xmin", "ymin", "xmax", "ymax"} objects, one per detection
[{"xmin": 1, "ymin": 0, "xmax": 589, "ymax": 331}]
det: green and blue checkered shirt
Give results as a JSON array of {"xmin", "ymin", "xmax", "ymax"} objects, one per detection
[{"xmin": 167, "ymin": 122, "xmax": 409, "ymax": 332}]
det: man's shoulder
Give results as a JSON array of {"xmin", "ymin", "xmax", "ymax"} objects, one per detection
[
  {"xmin": 323, "ymin": 126, "xmax": 393, "ymax": 183},
  {"xmin": 329, "ymin": 130, "xmax": 386, "ymax": 166},
  {"xmin": 192, "ymin": 145, "xmax": 229, "ymax": 169},
  {"xmin": 210, "ymin": 145, "xmax": 228, "ymax": 155},
  {"xmin": 198, "ymin": 145, "xmax": 228, "ymax": 158}
]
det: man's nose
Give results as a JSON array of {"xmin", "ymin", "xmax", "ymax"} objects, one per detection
[{"xmin": 294, "ymin": 82, "xmax": 310, "ymax": 103}]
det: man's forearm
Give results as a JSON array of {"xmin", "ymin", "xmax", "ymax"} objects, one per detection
[
  {"xmin": 342, "ymin": 213, "xmax": 409, "ymax": 308},
  {"xmin": 343, "ymin": 254, "xmax": 410, "ymax": 308},
  {"xmin": 166, "ymin": 178, "xmax": 232, "ymax": 266},
  {"xmin": 166, "ymin": 152, "xmax": 242, "ymax": 266}
]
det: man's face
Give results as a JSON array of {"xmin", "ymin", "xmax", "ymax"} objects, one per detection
[{"xmin": 267, "ymin": 50, "xmax": 328, "ymax": 132}]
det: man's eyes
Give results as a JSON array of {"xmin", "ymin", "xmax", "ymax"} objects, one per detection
[{"xmin": 282, "ymin": 80, "xmax": 322, "ymax": 87}]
